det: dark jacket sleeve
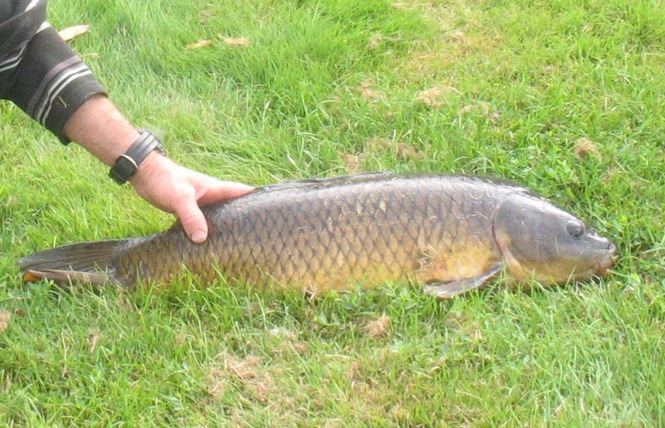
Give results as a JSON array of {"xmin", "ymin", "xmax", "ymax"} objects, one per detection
[{"xmin": 0, "ymin": 0, "xmax": 107, "ymax": 143}]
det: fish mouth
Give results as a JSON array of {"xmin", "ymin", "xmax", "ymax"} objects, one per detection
[{"xmin": 595, "ymin": 244, "xmax": 620, "ymax": 276}]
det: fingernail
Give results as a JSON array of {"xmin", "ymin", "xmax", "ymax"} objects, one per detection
[{"xmin": 191, "ymin": 230, "xmax": 206, "ymax": 243}]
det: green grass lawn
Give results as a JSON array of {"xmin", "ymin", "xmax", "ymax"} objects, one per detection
[{"xmin": 2, "ymin": 0, "xmax": 664, "ymax": 425}]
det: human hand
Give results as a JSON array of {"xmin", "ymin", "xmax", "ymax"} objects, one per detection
[
  {"xmin": 60, "ymin": 95, "xmax": 252, "ymax": 241},
  {"xmin": 130, "ymin": 152, "xmax": 254, "ymax": 243}
]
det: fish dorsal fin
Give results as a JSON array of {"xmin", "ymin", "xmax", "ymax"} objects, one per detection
[{"xmin": 255, "ymin": 171, "xmax": 396, "ymax": 193}]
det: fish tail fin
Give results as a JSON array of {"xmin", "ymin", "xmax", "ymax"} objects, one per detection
[{"xmin": 19, "ymin": 239, "xmax": 127, "ymax": 286}]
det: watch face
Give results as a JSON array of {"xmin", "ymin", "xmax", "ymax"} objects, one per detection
[
  {"xmin": 109, "ymin": 131, "xmax": 162, "ymax": 184},
  {"xmin": 110, "ymin": 155, "xmax": 138, "ymax": 183}
]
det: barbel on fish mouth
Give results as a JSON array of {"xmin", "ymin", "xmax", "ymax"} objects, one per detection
[{"xmin": 19, "ymin": 172, "xmax": 618, "ymax": 298}]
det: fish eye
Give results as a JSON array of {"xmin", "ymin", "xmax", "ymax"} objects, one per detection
[{"xmin": 566, "ymin": 220, "xmax": 585, "ymax": 238}]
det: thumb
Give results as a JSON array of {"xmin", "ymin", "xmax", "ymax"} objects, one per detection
[{"xmin": 175, "ymin": 200, "xmax": 209, "ymax": 244}]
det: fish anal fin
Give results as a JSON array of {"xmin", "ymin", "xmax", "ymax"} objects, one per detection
[
  {"xmin": 22, "ymin": 269, "xmax": 110, "ymax": 287},
  {"xmin": 423, "ymin": 263, "xmax": 503, "ymax": 298}
]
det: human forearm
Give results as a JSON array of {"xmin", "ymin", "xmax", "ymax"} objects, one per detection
[{"xmin": 63, "ymin": 95, "xmax": 139, "ymax": 165}]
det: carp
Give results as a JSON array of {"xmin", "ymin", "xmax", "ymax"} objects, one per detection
[{"xmin": 19, "ymin": 173, "xmax": 618, "ymax": 298}]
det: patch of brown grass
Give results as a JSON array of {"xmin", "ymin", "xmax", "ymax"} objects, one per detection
[
  {"xmin": 416, "ymin": 85, "xmax": 460, "ymax": 108},
  {"xmin": 574, "ymin": 137, "xmax": 602, "ymax": 160},
  {"xmin": 207, "ymin": 354, "xmax": 276, "ymax": 403},
  {"xmin": 356, "ymin": 79, "xmax": 387, "ymax": 103},
  {"xmin": 367, "ymin": 137, "xmax": 424, "ymax": 162},
  {"xmin": 341, "ymin": 137, "xmax": 425, "ymax": 173},
  {"xmin": 363, "ymin": 315, "xmax": 392, "ymax": 339}
]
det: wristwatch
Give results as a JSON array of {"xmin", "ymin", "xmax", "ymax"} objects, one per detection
[{"xmin": 109, "ymin": 129, "xmax": 164, "ymax": 184}]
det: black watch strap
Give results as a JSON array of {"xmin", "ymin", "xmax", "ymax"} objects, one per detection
[{"xmin": 109, "ymin": 129, "xmax": 164, "ymax": 184}]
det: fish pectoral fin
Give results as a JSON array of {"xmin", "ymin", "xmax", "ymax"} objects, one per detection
[
  {"xmin": 22, "ymin": 269, "xmax": 110, "ymax": 286},
  {"xmin": 423, "ymin": 264, "xmax": 503, "ymax": 299}
]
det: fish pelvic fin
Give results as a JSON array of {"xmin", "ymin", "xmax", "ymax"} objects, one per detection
[
  {"xmin": 19, "ymin": 239, "xmax": 126, "ymax": 286},
  {"xmin": 423, "ymin": 263, "xmax": 503, "ymax": 298}
]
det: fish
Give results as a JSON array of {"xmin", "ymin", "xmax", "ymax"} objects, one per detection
[{"xmin": 19, "ymin": 172, "xmax": 618, "ymax": 298}]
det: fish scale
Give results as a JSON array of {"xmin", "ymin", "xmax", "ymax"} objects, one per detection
[{"xmin": 19, "ymin": 173, "xmax": 618, "ymax": 298}]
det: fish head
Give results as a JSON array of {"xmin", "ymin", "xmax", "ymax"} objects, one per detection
[{"xmin": 493, "ymin": 193, "xmax": 618, "ymax": 284}]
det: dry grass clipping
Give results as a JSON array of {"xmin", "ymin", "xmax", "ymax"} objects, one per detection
[{"xmin": 0, "ymin": 309, "xmax": 11, "ymax": 333}]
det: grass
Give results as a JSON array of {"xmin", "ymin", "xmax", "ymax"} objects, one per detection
[{"xmin": 1, "ymin": 0, "xmax": 664, "ymax": 425}]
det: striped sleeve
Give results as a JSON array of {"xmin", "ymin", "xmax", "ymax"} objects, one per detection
[{"xmin": 0, "ymin": 0, "xmax": 107, "ymax": 143}]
